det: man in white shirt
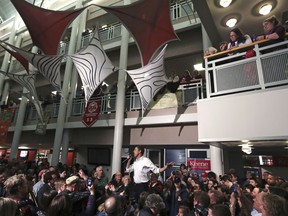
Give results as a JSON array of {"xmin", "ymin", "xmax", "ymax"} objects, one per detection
[{"xmin": 126, "ymin": 146, "xmax": 174, "ymax": 201}]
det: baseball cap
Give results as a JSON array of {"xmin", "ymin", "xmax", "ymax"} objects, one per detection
[
  {"xmin": 66, "ymin": 176, "xmax": 79, "ymax": 185},
  {"xmin": 201, "ymin": 172, "xmax": 208, "ymax": 178}
]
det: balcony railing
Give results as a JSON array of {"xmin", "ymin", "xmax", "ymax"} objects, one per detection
[
  {"xmin": 15, "ymin": 81, "xmax": 202, "ymax": 123},
  {"xmin": 204, "ymin": 40, "xmax": 288, "ymax": 98}
]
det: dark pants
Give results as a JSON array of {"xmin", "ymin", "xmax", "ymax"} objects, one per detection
[{"xmin": 134, "ymin": 182, "xmax": 149, "ymax": 203}]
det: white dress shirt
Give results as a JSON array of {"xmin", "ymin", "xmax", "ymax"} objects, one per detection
[
  {"xmin": 251, "ymin": 208, "xmax": 262, "ymax": 216},
  {"xmin": 126, "ymin": 156, "xmax": 160, "ymax": 184}
]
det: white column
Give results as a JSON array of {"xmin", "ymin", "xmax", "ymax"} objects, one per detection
[
  {"xmin": 210, "ymin": 145, "xmax": 224, "ymax": 178},
  {"xmin": 51, "ymin": 0, "xmax": 83, "ymax": 166},
  {"xmin": 66, "ymin": 7, "xmax": 87, "ymax": 118},
  {"xmin": 111, "ymin": 0, "xmax": 131, "ymax": 175},
  {"xmin": 0, "ymin": 14, "xmax": 21, "ymax": 97},
  {"xmin": 10, "ymin": 88, "xmax": 28, "ymax": 160},
  {"xmin": 60, "ymin": 129, "xmax": 70, "ymax": 164},
  {"xmin": 201, "ymin": 24, "xmax": 212, "ymax": 51},
  {"xmin": 1, "ymin": 81, "xmax": 10, "ymax": 105},
  {"xmin": 10, "ymin": 45, "xmax": 38, "ymax": 160},
  {"xmin": 1, "ymin": 35, "xmax": 23, "ymax": 104}
]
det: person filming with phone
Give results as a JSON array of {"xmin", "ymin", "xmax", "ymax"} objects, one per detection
[{"xmin": 125, "ymin": 146, "xmax": 175, "ymax": 202}]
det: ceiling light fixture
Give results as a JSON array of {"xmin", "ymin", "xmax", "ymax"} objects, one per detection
[
  {"xmin": 259, "ymin": 4, "xmax": 272, "ymax": 15},
  {"xmin": 226, "ymin": 18, "xmax": 237, "ymax": 27},
  {"xmin": 240, "ymin": 143, "xmax": 253, "ymax": 154},
  {"xmin": 220, "ymin": 0, "xmax": 232, "ymax": 8}
]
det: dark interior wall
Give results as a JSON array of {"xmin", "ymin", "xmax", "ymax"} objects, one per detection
[{"xmin": 224, "ymin": 146, "xmax": 288, "ymax": 179}]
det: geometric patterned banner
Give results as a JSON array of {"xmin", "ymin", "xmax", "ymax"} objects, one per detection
[
  {"xmin": 126, "ymin": 45, "xmax": 169, "ymax": 114},
  {"xmin": 2, "ymin": 42, "xmax": 63, "ymax": 92},
  {"xmin": 71, "ymin": 30, "xmax": 116, "ymax": 106}
]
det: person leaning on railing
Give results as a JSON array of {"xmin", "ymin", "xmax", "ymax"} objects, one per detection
[
  {"xmin": 256, "ymin": 15, "xmax": 285, "ymax": 44},
  {"xmin": 227, "ymin": 28, "xmax": 252, "ymax": 50}
]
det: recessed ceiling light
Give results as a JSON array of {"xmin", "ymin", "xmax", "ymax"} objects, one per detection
[
  {"xmin": 259, "ymin": 4, "xmax": 272, "ymax": 15},
  {"xmin": 220, "ymin": 0, "xmax": 232, "ymax": 8},
  {"xmin": 226, "ymin": 18, "xmax": 237, "ymax": 27}
]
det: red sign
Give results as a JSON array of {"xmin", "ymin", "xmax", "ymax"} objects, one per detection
[
  {"xmin": 82, "ymin": 100, "xmax": 101, "ymax": 128},
  {"xmin": 0, "ymin": 108, "xmax": 16, "ymax": 145},
  {"xmin": 187, "ymin": 158, "xmax": 211, "ymax": 171}
]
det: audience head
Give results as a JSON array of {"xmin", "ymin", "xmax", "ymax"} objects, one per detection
[
  {"xmin": 43, "ymin": 171, "xmax": 57, "ymax": 186},
  {"xmin": 208, "ymin": 190, "xmax": 224, "ymax": 205},
  {"xmin": 138, "ymin": 191, "xmax": 149, "ymax": 210},
  {"xmin": 229, "ymin": 28, "xmax": 245, "ymax": 43},
  {"xmin": 208, "ymin": 204, "xmax": 231, "ymax": 216},
  {"xmin": 104, "ymin": 196, "xmax": 122, "ymax": 216},
  {"xmin": 0, "ymin": 197, "xmax": 18, "ymax": 216},
  {"xmin": 145, "ymin": 193, "xmax": 165, "ymax": 215},
  {"xmin": 114, "ymin": 171, "xmax": 122, "ymax": 182},
  {"xmin": 54, "ymin": 178, "xmax": 66, "ymax": 193},
  {"xmin": 39, "ymin": 190, "xmax": 57, "ymax": 211},
  {"xmin": 263, "ymin": 15, "xmax": 280, "ymax": 33},
  {"xmin": 177, "ymin": 205, "xmax": 190, "ymax": 216},
  {"xmin": 204, "ymin": 47, "xmax": 218, "ymax": 56},
  {"xmin": 4, "ymin": 174, "xmax": 29, "ymax": 197},
  {"xmin": 122, "ymin": 175, "xmax": 131, "ymax": 186},
  {"xmin": 268, "ymin": 186, "xmax": 288, "ymax": 200},
  {"xmin": 261, "ymin": 193, "xmax": 287, "ymax": 216},
  {"xmin": 65, "ymin": 175, "xmax": 79, "ymax": 192},
  {"xmin": 47, "ymin": 194, "xmax": 72, "ymax": 216},
  {"xmin": 95, "ymin": 166, "xmax": 105, "ymax": 178},
  {"xmin": 267, "ymin": 174, "xmax": 277, "ymax": 186},
  {"xmin": 253, "ymin": 192, "xmax": 266, "ymax": 212},
  {"xmin": 252, "ymin": 187, "xmax": 262, "ymax": 198},
  {"xmin": 194, "ymin": 191, "xmax": 210, "ymax": 209}
]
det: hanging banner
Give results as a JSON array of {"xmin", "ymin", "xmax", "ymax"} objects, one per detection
[
  {"xmin": 35, "ymin": 108, "xmax": 51, "ymax": 135},
  {"xmin": 82, "ymin": 100, "xmax": 101, "ymax": 128},
  {"xmin": 0, "ymin": 108, "xmax": 16, "ymax": 145}
]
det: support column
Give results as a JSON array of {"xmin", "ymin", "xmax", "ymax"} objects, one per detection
[
  {"xmin": 111, "ymin": 0, "xmax": 131, "ymax": 175},
  {"xmin": 10, "ymin": 88, "xmax": 28, "ymax": 160},
  {"xmin": 201, "ymin": 24, "xmax": 212, "ymax": 51},
  {"xmin": 51, "ymin": 0, "xmax": 83, "ymax": 166},
  {"xmin": 60, "ymin": 7, "xmax": 87, "ymax": 164},
  {"xmin": 60, "ymin": 129, "xmax": 70, "ymax": 164},
  {"xmin": 1, "ymin": 35, "xmax": 23, "ymax": 104},
  {"xmin": 210, "ymin": 145, "xmax": 224, "ymax": 178},
  {"xmin": 1, "ymin": 81, "xmax": 10, "ymax": 105},
  {"xmin": 66, "ymin": 7, "xmax": 88, "ymax": 118},
  {"xmin": 0, "ymin": 14, "xmax": 21, "ymax": 97},
  {"xmin": 10, "ymin": 45, "xmax": 38, "ymax": 160}
]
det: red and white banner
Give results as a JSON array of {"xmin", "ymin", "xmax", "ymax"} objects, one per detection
[
  {"xmin": 82, "ymin": 100, "xmax": 101, "ymax": 128},
  {"xmin": 187, "ymin": 158, "xmax": 211, "ymax": 171},
  {"xmin": 0, "ymin": 108, "xmax": 16, "ymax": 145}
]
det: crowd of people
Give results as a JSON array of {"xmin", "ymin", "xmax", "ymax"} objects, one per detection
[
  {"xmin": 0, "ymin": 146, "xmax": 288, "ymax": 216},
  {"xmin": 204, "ymin": 15, "xmax": 286, "ymax": 57}
]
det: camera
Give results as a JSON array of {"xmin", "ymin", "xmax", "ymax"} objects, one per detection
[{"xmin": 87, "ymin": 178, "xmax": 93, "ymax": 187}]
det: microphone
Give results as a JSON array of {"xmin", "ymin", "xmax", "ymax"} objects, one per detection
[{"xmin": 122, "ymin": 154, "xmax": 132, "ymax": 163}]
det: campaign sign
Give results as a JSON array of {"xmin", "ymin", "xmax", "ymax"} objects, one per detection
[
  {"xmin": 187, "ymin": 158, "xmax": 211, "ymax": 170},
  {"xmin": 82, "ymin": 100, "xmax": 101, "ymax": 128}
]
